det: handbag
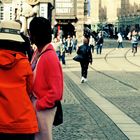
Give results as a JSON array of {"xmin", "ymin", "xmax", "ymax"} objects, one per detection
[
  {"xmin": 73, "ymin": 54, "xmax": 83, "ymax": 62},
  {"xmin": 53, "ymin": 101, "xmax": 63, "ymax": 126}
]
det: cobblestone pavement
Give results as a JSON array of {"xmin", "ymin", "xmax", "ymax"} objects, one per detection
[
  {"xmin": 53, "ymin": 75, "xmax": 128, "ymax": 140},
  {"xmin": 53, "ymin": 39, "xmax": 140, "ymax": 140}
]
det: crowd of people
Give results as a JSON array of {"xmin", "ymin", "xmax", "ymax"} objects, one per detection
[
  {"xmin": 51, "ymin": 35, "xmax": 78, "ymax": 65},
  {"xmin": 52, "ymin": 27, "xmax": 139, "ymax": 83},
  {"xmin": 116, "ymin": 29, "xmax": 139, "ymax": 57},
  {"xmin": 73, "ymin": 29, "xmax": 139, "ymax": 83},
  {"xmin": 127, "ymin": 29, "xmax": 139, "ymax": 56}
]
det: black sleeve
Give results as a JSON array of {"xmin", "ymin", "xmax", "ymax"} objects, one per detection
[{"xmin": 88, "ymin": 46, "xmax": 92, "ymax": 63}]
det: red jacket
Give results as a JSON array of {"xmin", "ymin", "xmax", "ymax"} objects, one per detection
[
  {"xmin": 0, "ymin": 49, "xmax": 38, "ymax": 134},
  {"xmin": 32, "ymin": 44, "xmax": 63, "ymax": 110}
]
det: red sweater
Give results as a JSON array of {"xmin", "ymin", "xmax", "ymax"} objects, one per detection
[{"xmin": 32, "ymin": 44, "xmax": 63, "ymax": 110}]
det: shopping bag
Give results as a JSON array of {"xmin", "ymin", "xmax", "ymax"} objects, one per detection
[{"xmin": 73, "ymin": 54, "xmax": 83, "ymax": 62}]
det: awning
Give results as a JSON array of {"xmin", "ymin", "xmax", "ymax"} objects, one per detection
[
  {"xmin": 55, "ymin": 18, "xmax": 78, "ymax": 24},
  {"xmin": 55, "ymin": 16, "xmax": 76, "ymax": 20},
  {"xmin": 27, "ymin": 0, "xmax": 40, "ymax": 5}
]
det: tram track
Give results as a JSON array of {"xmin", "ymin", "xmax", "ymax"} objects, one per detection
[
  {"xmin": 64, "ymin": 73, "xmax": 129, "ymax": 140},
  {"xmin": 124, "ymin": 48, "xmax": 140, "ymax": 68},
  {"xmin": 88, "ymin": 47, "xmax": 140, "ymax": 92},
  {"xmin": 104, "ymin": 47, "xmax": 140, "ymax": 69},
  {"xmin": 63, "ymin": 48, "xmax": 140, "ymax": 139},
  {"xmin": 64, "ymin": 65, "xmax": 138, "ymax": 140},
  {"xmin": 65, "ymin": 47, "xmax": 140, "ymax": 94}
]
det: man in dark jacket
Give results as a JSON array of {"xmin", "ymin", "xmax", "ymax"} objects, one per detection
[{"xmin": 77, "ymin": 37, "xmax": 92, "ymax": 83}]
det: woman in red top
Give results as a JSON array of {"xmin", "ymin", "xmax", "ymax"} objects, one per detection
[
  {"xmin": 29, "ymin": 17, "xmax": 63, "ymax": 140},
  {"xmin": 0, "ymin": 21, "xmax": 38, "ymax": 140}
]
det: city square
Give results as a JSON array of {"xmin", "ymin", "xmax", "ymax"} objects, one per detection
[
  {"xmin": 53, "ymin": 39, "xmax": 140, "ymax": 140},
  {"xmin": 0, "ymin": 0, "xmax": 140, "ymax": 140}
]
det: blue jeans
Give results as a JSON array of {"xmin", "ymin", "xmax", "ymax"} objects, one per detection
[
  {"xmin": 61, "ymin": 52, "xmax": 66, "ymax": 65},
  {"xmin": 96, "ymin": 44, "xmax": 103, "ymax": 54},
  {"xmin": 56, "ymin": 51, "xmax": 61, "ymax": 60}
]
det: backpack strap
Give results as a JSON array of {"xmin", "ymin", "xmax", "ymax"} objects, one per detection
[
  {"xmin": 39, "ymin": 49, "xmax": 52, "ymax": 57},
  {"xmin": 31, "ymin": 48, "xmax": 52, "ymax": 71}
]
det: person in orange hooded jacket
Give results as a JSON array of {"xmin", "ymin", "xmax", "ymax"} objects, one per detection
[{"xmin": 0, "ymin": 21, "xmax": 38, "ymax": 140}]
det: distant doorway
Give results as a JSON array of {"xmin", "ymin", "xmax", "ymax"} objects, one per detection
[{"xmin": 53, "ymin": 23, "xmax": 75, "ymax": 39}]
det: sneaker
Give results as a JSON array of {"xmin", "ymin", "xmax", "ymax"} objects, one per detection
[
  {"xmin": 81, "ymin": 77, "xmax": 85, "ymax": 83},
  {"xmin": 84, "ymin": 78, "xmax": 87, "ymax": 82}
]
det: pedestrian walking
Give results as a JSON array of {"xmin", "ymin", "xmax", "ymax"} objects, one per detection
[
  {"xmin": 66, "ymin": 35, "xmax": 73, "ymax": 54},
  {"xmin": 0, "ymin": 20, "xmax": 38, "ymax": 140},
  {"xmin": 53, "ymin": 37, "xmax": 61, "ymax": 60},
  {"xmin": 60, "ymin": 41, "xmax": 66, "ymax": 65},
  {"xmin": 77, "ymin": 37, "xmax": 92, "ymax": 83},
  {"xmin": 127, "ymin": 29, "xmax": 139, "ymax": 56},
  {"xmin": 89, "ymin": 35, "xmax": 96, "ymax": 53},
  {"xmin": 72, "ymin": 35, "xmax": 78, "ymax": 51},
  {"xmin": 29, "ymin": 17, "xmax": 64, "ymax": 140},
  {"xmin": 117, "ymin": 33, "xmax": 124, "ymax": 48},
  {"xmin": 96, "ymin": 31, "xmax": 104, "ymax": 54}
]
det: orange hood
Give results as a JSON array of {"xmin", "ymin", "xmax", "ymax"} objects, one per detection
[{"xmin": 0, "ymin": 50, "xmax": 27, "ymax": 69}]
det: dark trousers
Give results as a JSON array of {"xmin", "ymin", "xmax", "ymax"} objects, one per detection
[
  {"xmin": 0, "ymin": 134, "xmax": 35, "ymax": 140},
  {"xmin": 61, "ymin": 52, "xmax": 66, "ymax": 65},
  {"xmin": 68, "ymin": 47, "xmax": 72, "ymax": 54},
  {"xmin": 80, "ymin": 61, "xmax": 89, "ymax": 78},
  {"xmin": 96, "ymin": 44, "xmax": 103, "ymax": 54},
  {"xmin": 56, "ymin": 51, "xmax": 61, "ymax": 60},
  {"xmin": 118, "ymin": 42, "xmax": 123, "ymax": 48},
  {"xmin": 90, "ymin": 45, "xmax": 94, "ymax": 53},
  {"xmin": 132, "ymin": 43, "xmax": 138, "ymax": 54}
]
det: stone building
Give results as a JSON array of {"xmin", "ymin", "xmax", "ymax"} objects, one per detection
[
  {"xmin": 53, "ymin": 0, "xmax": 84, "ymax": 43},
  {"xmin": 0, "ymin": 0, "xmax": 12, "ymax": 20},
  {"xmin": 1, "ymin": 0, "xmax": 140, "ymax": 39},
  {"xmin": 0, "ymin": 0, "xmax": 85, "ymax": 43},
  {"xmin": 89, "ymin": 0, "xmax": 140, "ymax": 37}
]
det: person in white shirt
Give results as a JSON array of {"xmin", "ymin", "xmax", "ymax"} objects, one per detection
[
  {"xmin": 117, "ymin": 33, "xmax": 124, "ymax": 48},
  {"xmin": 89, "ymin": 35, "xmax": 96, "ymax": 53}
]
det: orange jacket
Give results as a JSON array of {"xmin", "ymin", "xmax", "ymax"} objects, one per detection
[{"xmin": 0, "ymin": 49, "xmax": 38, "ymax": 134}]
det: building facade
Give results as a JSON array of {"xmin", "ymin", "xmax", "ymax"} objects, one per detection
[
  {"xmin": 89, "ymin": 0, "xmax": 140, "ymax": 37},
  {"xmin": 0, "ymin": 0, "xmax": 85, "ymax": 43},
  {"xmin": 53, "ymin": 0, "xmax": 84, "ymax": 42},
  {"xmin": 2, "ymin": 0, "xmax": 139, "ymax": 40},
  {"xmin": 0, "ymin": 0, "xmax": 12, "ymax": 20}
]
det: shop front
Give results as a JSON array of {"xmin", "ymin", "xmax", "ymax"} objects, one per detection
[{"xmin": 54, "ymin": 0, "xmax": 77, "ymax": 39}]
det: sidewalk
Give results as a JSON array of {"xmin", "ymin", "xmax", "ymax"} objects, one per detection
[{"xmin": 53, "ymin": 46, "xmax": 140, "ymax": 140}]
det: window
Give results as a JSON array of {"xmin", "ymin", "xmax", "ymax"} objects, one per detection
[
  {"xmin": 10, "ymin": 7, "xmax": 12, "ymax": 20},
  {"xmin": 10, "ymin": 7, "xmax": 12, "ymax": 11},
  {"xmin": 0, "ymin": 5, "xmax": 3, "ymax": 20},
  {"xmin": 10, "ymin": 13, "xmax": 12, "ymax": 20}
]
